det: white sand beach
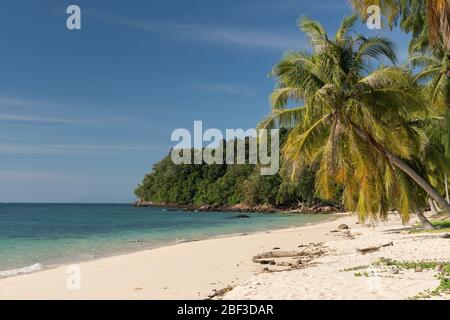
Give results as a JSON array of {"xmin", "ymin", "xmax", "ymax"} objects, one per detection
[
  {"xmin": 225, "ymin": 214, "xmax": 450, "ymax": 300},
  {"xmin": 0, "ymin": 213, "xmax": 448, "ymax": 300}
]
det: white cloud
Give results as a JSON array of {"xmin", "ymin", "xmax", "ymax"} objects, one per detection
[
  {"xmin": 258, "ymin": 0, "xmax": 348, "ymax": 11},
  {"xmin": 117, "ymin": 18, "xmax": 304, "ymax": 50},
  {"xmin": 0, "ymin": 96, "xmax": 46, "ymax": 109},
  {"xmin": 0, "ymin": 113, "xmax": 97, "ymax": 125},
  {"xmin": 0, "ymin": 170, "xmax": 84, "ymax": 183},
  {"xmin": 0, "ymin": 95, "xmax": 104, "ymax": 125},
  {"xmin": 0, "ymin": 95, "xmax": 74, "ymax": 110},
  {"xmin": 0, "ymin": 95, "xmax": 170, "ymax": 127},
  {"xmin": 0, "ymin": 143, "xmax": 163, "ymax": 155},
  {"xmin": 193, "ymin": 83, "xmax": 254, "ymax": 95}
]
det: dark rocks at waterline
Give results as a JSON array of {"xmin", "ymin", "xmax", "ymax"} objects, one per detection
[
  {"xmin": 229, "ymin": 214, "xmax": 250, "ymax": 219},
  {"xmin": 338, "ymin": 224, "xmax": 350, "ymax": 230},
  {"xmin": 289, "ymin": 205, "xmax": 336, "ymax": 214},
  {"xmin": 133, "ymin": 200, "xmax": 341, "ymax": 214}
]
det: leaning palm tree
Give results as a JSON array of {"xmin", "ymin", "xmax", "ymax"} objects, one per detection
[
  {"xmin": 350, "ymin": 0, "xmax": 450, "ymax": 50},
  {"xmin": 259, "ymin": 15, "xmax": 450, "ymax": 220},
  {"xmin": 410, "ymin": 42, "xmax": 450, "ymax": 203}
]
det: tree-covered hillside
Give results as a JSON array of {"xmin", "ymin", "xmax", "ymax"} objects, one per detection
[{"xmin": 135, "ymin": 129, "xmax": 341, "ymax": 208}]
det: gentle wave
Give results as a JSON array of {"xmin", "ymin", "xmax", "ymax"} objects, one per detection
[{"xmin": 0, "ymin": 263, "xmax": 42, "ymax": 279}]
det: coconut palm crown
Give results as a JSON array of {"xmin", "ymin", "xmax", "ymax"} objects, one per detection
[
  {"xmin": 410, "ymin": 43, "xmax": 450, "ymax": 108},
  {"xmin": 260, "ymin": 15, "xmax": 450, "ymax": 221},
  {"xmin": 350, "ymin": 0, "xmax": 450, "ymax": 50}
]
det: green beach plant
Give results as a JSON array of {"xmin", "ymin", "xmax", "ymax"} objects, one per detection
[
  {"xmin": 259, "ymin": 15, "xmax": 450, "ymax": 221},
  {"xmin": 345, "ymin": 258, "xmax": 450, "ymax": 299}
]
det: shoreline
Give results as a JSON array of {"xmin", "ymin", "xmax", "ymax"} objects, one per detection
[
  {"xmin": 0, "ymin": 214, "xmax": 346, "ymax": 299},
  {"xmin": 1, "ymin": 212, "xmax": 448, "ymax": 300},
  {"xmin": 0, "ymin": 213, "xmax": 339, "ymax": 281}
]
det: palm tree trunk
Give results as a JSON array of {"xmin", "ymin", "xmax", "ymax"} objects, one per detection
[
  {"xmin": 428, "ymin": 198, "xmax": 438, "ymax": 215},
  {"xmin": 445, "ymin": 173, "xmax": 449, "ymax": 204},
  {"xmin": 351, "ymin": 125, "xmax": 450, "ymax": 215},
  {"xmin": 385, "ymin": 153, "xmax": 450, "ymax": 215},
  {"xmin": 441, "ymin": 0, "xmax": 450, "ymax": 50},
  {"xmin": 416, "ymin": 210, "xmax": 436, "ymax": 230},
  {"xmin": 433, "ymin": 200, "xmax": 442, "ymax": 212}
]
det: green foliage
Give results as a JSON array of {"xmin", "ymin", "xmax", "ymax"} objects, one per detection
[
  {"xmin": 261, "ymin": 15, "xmax": 441, "ymax": 222},
  {"xmin": 344, "ymin": 258, "xmax": 450, "ymax": 299},
  {"xmin": 375, "ymin": 258, "xmax": 450, "ymax": 299},
  {"xmin": 410, "ymin": 218, "xmax": 450, "ymax": 233},
  {"xmin": 135, "ymin": 131, "xmax": 340, "ymax": 207},
  {"xmin": 350, "ymin": 0, "xmax": 450, "ymax": 51},
  {"xmin": 409, "ymin": 41, "xmax": 450, "ymax": 200},
  {"xmin": 341, "ymin": 265, "xmax": 370, "ymax": 272},
  {"xmin": 430, "ymin": 219, "xmax": 450, "ymax": 228},
  {"xmin": 410, "ymin": 227, "xmax": 450, "ymax": 234}
]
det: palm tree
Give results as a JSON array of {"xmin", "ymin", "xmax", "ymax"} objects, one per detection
[
  {"xmin": 427, "ymin": 0, "xmax": 450, "ymax": 49},
  {"xmin": 259, "ymin": 15, "xmax": 450, "ymax": 220},
  {"xmin": 410, "ymin": 43, "xmax": 449, "ymax": 109},
  {"xmin": 350, "ymin": 0, "xmax": 450, "ymax": 50},
  {"xmin": 410, "ymin": 42, "xmax": 450, "ymax": 204}
]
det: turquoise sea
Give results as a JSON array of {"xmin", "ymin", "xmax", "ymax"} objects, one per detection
[{"xmin": 0, "ymin": 203, "xmax": 329, "ymax": 275}]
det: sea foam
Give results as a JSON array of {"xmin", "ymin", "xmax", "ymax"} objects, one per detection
[{"xmin": 0, "ymin": 263, "xmax": 42, "ymax": 279}]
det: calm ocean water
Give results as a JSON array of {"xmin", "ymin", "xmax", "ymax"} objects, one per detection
[{"xmin": 0, "ymin": 203, "xmax": 329, "ymax": 274}]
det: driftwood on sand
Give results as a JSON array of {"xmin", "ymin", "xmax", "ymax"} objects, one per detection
[
  {"xmin": 357, "ymin": 242, "xmax": 393, "ymax": 255},
  {"xmin": 253, "ymin": 246, "xmax": 324, "ymax": 260},
  {"xmin": 252, "ymin": 243, "xmax": 326, "ymax": 272},
  {"xmin": 253, "ymin": 251, "xmax": 306, "ymax": 260},
  {"xmin": 208, "ymin": 286, "xmax": 234, "ymax": 300}
]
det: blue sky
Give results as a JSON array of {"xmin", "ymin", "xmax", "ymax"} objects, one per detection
[{"xmin": 0, "ymin": 0, "xmax": 410, "ymax": 202}]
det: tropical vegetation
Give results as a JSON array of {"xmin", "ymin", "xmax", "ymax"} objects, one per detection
[
  {"xmin": 136, "ymin": 4, "xmax": 450, "ymax": 225},
  {"xmin": 135, "ymin": 132, "xmax": 341, "ymax": 208},
  {"xmin": 259, "ymin": 15, "xmax": 450, "ymax": 222},
  {"xmin": 350, "ymin": 0, "xmax": 450, "ymax": 51}
]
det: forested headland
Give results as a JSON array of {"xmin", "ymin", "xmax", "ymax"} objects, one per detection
[{"xmin": 135, "ymin": 129, "xmax": 341, "ymax": 213}]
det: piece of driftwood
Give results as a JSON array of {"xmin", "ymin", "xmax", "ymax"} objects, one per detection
[
  {"xmin": 253, "ymin": 251, "xmax": 304, "ymax": 260},
  {"xmin": 253, "ymin": 247, "xmax": 324, "ymax": 260},
  {"xmin": 208, "ymin": 286, "xmax": 234, "ymax": 299},
  {"xmin": 252, "ymin": 243, "xmax": 326, "ymax": 273},
  {"xmin": 357, "ymin": 241, "xmax": 393, "ymax": 255},
  {"xmin": 255, "ymin": 259, "xmax": 276, "ymax": 265}
]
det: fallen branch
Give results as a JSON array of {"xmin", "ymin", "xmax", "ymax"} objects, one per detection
[
  {"xmin": 207, "ymin": 286, "xmax": 234, "ymax": 300},
  {"xmin": 253, "ymin": 251, "xmax": 304, "ymax": 260},
  {"xmin": 357, "ymin": 242, "xmax": 393, "ymax": 255},
  {"xmin": 253, "ymin": 247, "xmax": 324, "ymax": 260},
  {"xmin": 254, "ymin": 259, "xmax": 276, "ymax": 265}
]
